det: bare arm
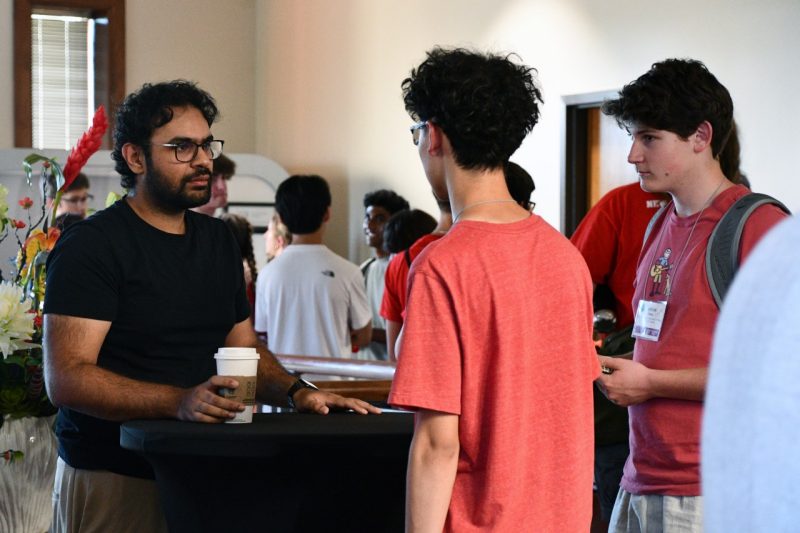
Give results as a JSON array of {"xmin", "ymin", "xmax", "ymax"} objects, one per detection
[
  {"xmin": 596, "ymin": 355, "xmax": 707, "ymax": 406},
  {"xmin": 386, "ymin": 320, "xmax": 402, "ymax": 362},
  {"xmin": 226, "ymin": 319, "xmax": 380, "ymax": 414},
  {"xmin": 371, "ymin": 327, "xmax": 386, "ymax": 344},
  {"xmin": 406, "ymin": 410, "xmax": 459, "ymax": 533},
  {"xmin": 43, "ymin": 314, "xmax": 243, "ymax": 422},
  {"xmin": 351, "ymin": 321, "xmax": 373, "ymax": 349}
]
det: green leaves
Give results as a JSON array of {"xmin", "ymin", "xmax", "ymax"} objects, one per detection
[{"xmin": 21, "ymin": 154, "xmax": 64, "ymax": 190}]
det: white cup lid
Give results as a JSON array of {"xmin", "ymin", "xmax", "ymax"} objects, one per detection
[{"xmin": 214, "ymin": 347, "xmax": 260, "ymax": 360}]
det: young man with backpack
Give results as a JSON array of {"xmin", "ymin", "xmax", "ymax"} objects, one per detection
[
  {"xmin": 596, "ymin": 58, "xmax": 788, "ymax": 532},
  {"xmin": 572, "ymin": 121, "xmax": 753, "ymax": 529}
]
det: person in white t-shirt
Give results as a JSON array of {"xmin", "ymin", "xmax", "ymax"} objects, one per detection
[
  {"xmin": 254, "ymin": 174, "xmax": 371, "ymax": 359},
  {"xmin": 358, "ymin": 189, "xmax": 409, "ymax": 360}
]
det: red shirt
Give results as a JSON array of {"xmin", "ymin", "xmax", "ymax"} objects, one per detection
[
  {"xmin": 570, "ymin": 182, "xmax": 667, "ymax": 327},
  {"xmin": 380, "ymin": 233, "xmax": 442, "ymax": 323},
  {"xmin": 624, "ymin": 184, "xmax": 787, "ymax": 495},
  {"xmin": 390, "ymin": 215, "xmax": 599, "ymax": 532}
]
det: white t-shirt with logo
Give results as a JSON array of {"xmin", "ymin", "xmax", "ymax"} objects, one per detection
[{"xmin": 255, "ymin": 244, "xmax": 371, "ymax": 358}]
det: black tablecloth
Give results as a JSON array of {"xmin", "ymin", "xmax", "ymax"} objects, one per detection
[{"xmin": 121, "ymin": 412, "xmax": 413, "ymax": 533}]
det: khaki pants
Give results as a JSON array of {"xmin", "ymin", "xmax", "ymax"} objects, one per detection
[{"xmin": 51, "ymin": 457, "xmax": 168, "ymax": 533}]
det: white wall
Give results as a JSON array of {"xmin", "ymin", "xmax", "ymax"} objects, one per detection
[
  {"xmin": 255, "ymin": 0, "xmax": 800, "ymax": 261},
  {"xmin": 3, "ymin": 0, "xmax": 799, "ymax": 261}
]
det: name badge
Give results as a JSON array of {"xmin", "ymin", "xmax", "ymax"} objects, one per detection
[{"xmin": 632, "ymin": 300, "xmax": 667, "ymax": 341}]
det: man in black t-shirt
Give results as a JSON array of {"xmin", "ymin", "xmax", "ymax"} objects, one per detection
[{"xmin": 43, "ymin": 81, "xmax": 380, "ymax": 532}]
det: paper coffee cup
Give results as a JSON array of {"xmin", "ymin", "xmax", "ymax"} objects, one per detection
[{"xmin": 214, "ymin": 347, "xmax": 260, "ymax": 423}]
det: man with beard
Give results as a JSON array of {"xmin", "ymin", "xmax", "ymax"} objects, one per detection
[{"xmin": 43, "ymin": 81, "xmax": 379, "ymax": 532}]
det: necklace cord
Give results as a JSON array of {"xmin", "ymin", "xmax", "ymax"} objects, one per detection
[
  {"xmin": 453, "ymin": 199, "xmax": 518, "ymax": 223},
  {"xmin": 650, "ymin": 179, "xmax": 726, "ymax": 300}
]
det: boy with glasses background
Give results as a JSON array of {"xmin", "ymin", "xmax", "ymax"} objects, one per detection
[{"xmin": 47, "ymin": 171, "xmax": 93, "ymax": 219}]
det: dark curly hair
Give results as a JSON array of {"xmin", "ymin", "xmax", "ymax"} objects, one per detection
[
  {"xmin": 402, "ymin": 47, "xmax": 543, "ymax": 170},
  {"xmin": 275, "ymin": 175, "xmax": 331, "ymax": 235},
  {"xmin": 363, "ymin": 189, "xmax": 409, "ymax": 215},
  {"xmin": 112, "ymin": 80, "xmax": 219, "ymax": 189},
  {"xmin": 382, "ymin": 209, "xmax": 437, "ymax": 254},
  {"xmin": 602, "ymin": 59, "xmax": 733, "ymax": 158}
]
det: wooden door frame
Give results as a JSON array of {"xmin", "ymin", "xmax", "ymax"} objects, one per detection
[{"xmin": 561, "ymin": 90, "xmax": 618, "ymax": 237}]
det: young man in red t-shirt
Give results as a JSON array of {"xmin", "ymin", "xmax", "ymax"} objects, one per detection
[
  {"xmin": 570, "ymin": 182, "xmax": 666, "ymax": 527},
  {"xmin": 595, "ymin": 59, "xmax": 787, "ymax": 533},
  {"xmin": 380, "ymin": 195, "xmax": 451, "ymax": 361},
  {"xmin": 389, "ymin": 47, "xmax": 599, "ymax": 532}
]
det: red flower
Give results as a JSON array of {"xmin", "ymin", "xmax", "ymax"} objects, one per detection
[
  {"xmin": 33, "ymin": 314, "xmax": 43, "ymax": 329},
  {"xmin": 18, "ymin": 197, "xmax": 34, "ymax": 209},
  {"xmin": 11, "ymin": 219, "xmax": 26, "ymax": 229},
  {"xmin": 61, "ymin": 106, "xmax": 109, "ymax": 191}
]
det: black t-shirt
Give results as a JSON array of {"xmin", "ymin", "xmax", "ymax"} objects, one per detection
[{"xmin": 44, "ymin": 199, "xmax": 250, "ymax": 478}]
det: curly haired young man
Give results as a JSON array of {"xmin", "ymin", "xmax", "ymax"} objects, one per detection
[{"xmin": 388, "ymin": 48, "xmax": 599, "ymax": 532}]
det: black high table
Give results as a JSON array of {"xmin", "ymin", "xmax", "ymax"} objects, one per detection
[{"xmin": 120, "ymin": 411, "xmax": 413, "ymax": 533}]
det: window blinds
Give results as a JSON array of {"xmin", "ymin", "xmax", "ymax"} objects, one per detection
[{"xmin": 31, "ymin": 14, "xmax": 94, "ymax": 150}]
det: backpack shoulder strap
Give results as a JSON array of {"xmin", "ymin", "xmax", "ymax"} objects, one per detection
[
  {"xmin": 642, "ymin": 202, "xmax": 670, "ymax": 248},
  {"xmin": 359, "ymin": 257, "xmax": 376, "ymax": 278},
  {"xmin": 705, "ymin": 193, "xmax": 791, "ymax": 307}
]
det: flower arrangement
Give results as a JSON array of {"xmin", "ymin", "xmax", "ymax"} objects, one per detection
[{"xmin": 1, "ymin": 106, "xmax": 107, "ymax": 459}]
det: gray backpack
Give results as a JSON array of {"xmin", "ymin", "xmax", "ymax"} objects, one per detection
[{"xmin": 643, "ymin": 192, "xmax": 790, "ymax": 307}]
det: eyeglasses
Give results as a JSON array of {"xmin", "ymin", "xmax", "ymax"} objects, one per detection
[
  {"xmin": 61, "ymin": 193, "xmax": 94, "ymax": 205},
  {"xmin": 154, "ymin": 139, "xmax": 225, "ymax": 163},
  {"xmin": 409, "ymin": 121, "xmax": 428, "ymax": 146}
]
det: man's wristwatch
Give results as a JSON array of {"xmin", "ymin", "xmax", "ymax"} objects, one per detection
[{"xmin": 286, "ymin": 378, "xmax": 318, "ymax": 409}]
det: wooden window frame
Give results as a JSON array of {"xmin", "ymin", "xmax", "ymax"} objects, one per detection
[{"xmin": 13, "ymin": 0, "xmax": 125, "ymax": 148}]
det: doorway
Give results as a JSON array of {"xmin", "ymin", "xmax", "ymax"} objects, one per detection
[{"xmin": 563, "ymin": 92, "xmax": 636, "ymax": 236}]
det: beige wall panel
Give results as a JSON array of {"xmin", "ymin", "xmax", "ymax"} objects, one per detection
[{"xmin": 125, "ymin": 0, "xmax": 257, "ymax": 154}]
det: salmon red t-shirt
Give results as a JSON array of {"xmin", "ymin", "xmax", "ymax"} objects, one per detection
[
  {"xmin": 390, "ymin": 215, "xmax": 599, "ymax": 532},
  {"xmin": 623, "ymin": 184, "xmax": 788, "ymax": 495},
  {"xmin": 570, "ymin": 182, "xmax": 667, "ymax": 327},
  {"xmin": 380, "ymin": 233, "xmax": 442, "ymax": 323}
]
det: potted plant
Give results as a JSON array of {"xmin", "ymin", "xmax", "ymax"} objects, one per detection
[{"xmin": 0, "ymin": 107, "xmax": 107, "ymax": 532}]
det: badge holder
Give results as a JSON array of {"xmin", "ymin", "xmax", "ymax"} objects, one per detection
[{"xmin": 632, "ymin": 299, "xmax": 667, "ymax": 341}]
